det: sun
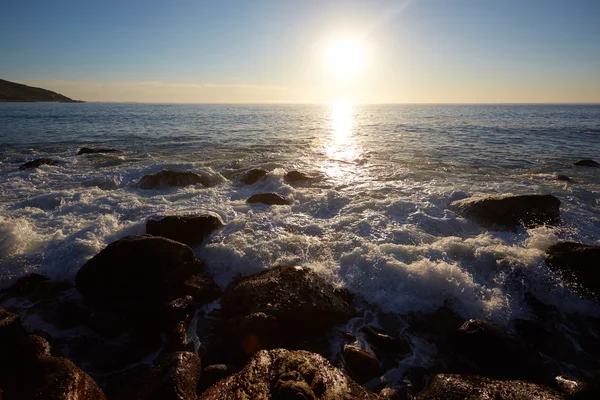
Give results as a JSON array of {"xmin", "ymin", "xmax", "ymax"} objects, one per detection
[{"xmin": 325, "ymin": 38, "xmax": 365, "ymax": 78}]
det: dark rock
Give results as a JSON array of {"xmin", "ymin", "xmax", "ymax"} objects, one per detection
[
  {"xmin": 241, "ymin": 168, "xmax": 268, "ymax": 184},
  {"xmin": 146, "ymin": 213, "xmax": 224, "ymax": 247},
  {"xmin": 19, "ymin": 158, "xmax": 58, "ymax": 170},
  {"xmin": 221, "ymin": 266, "xmax": 354, "ymax": 338},
  {"xmin": 451, "ymin": 319, "xmax": 545, "ymax": 381},
  {"xmin": 247, "ymin": 192, "xmax": 291, "ymax": 205},
  {"xmin": 0, "ymin": 78, "xmax": 81, "ymax": 102},
  {"xmin": 573, "ymin": 159, "xmax": 600, "ymax": 167},
  {"xmin": 284, "ymin": 171, "xmax": 313, "ymax": 183},
  {"xmin": 198, "ymin": 349, "xmax": 378, "ymax": 399},
  {"xmin": 77, "ymin": 147, "xmax": 120, "ymax": 155},
  {"xmin": 75, "ymin": 235, "xmax": 219, "ymax": 317},
  {"xmin": 2, "ymin": 335, "xmax": 106, "ymax": 400},
  {"xmin": 54, "ymin": 300, "xmax": 89, "ymax": 329},
  {"xmin": 406, "ymin": 306, "xmax": 465, "ymax": 344},
  {"xmin": 556, "ymin": 174, "xmax": 572, "ymax": 181},
  {"xmin": 235, "ymin": 312, "xmax": 282, "ymax": 355},
  {"xmin": 28, "ymin": 279, "xmax": 71, "ymax": 302},
  {"xmin": 198, "ymin": 364, "xmax": 241, "ymax": 393},
  {"xmin": 137, "ymin": 351, "xmax": 201, "ymax": 400},
  {"xmin": 138, "ymin": 170, "xmax": 209, "ymax": 189},
  {"xmin": 450, "ymin": 194, "xmax": 560, "ymax": 229},
  {"xmin": 419, "ymin": 374, "xmax": 565, "ymax": 400},
  {"xmin": 164, "ymin": 320, "xmax": 189, "ymax": 353},
  {"xmin": 2, "ymin": 273, "xmax": 49, "ymax": 299},
  {"xmin": 0, "ymin": 308, "xmax": 24, "ymax": 352},
  {"xmin": 101, "ymin": 364, "xmax": 152, "ymax": 400},
  {"xmin": 545, "ymin": 242, "xmax": 600, "ymax": 299},
  {"xmin": 359, "ymin": 325, "xmax": 411, "ymax": 356},
  {"xmin": 343, "ymin": 345, "xmax": 380, "ymax": 379},
  {"xmin": 379, "ymin": 388, "xmax": 405, "ymax": 399}
]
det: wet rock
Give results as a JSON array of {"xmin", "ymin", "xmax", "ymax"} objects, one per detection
[
  {"xmin": 28, "ymin": 279, "xmax": 71, "ymax": 302},
  {"xmin": 2, "ymin": 335, "xmax": 106, "ymax": 400},
  {"xmin": 418, "ymin": 374, "xmax": 565, "ymax": 400},
  {"xmin": 146, "ymin": 213, "xmax": 224, "ymax": 247},
  {"xmin": 198, "ymin": 364, "xmax": 241, "ymax": 393},
  {"xmin": 406, "ymin": 306, "xmax": 465, "ymax": 344},
  {"xmin": 77, "ymin": 147, "xmax": 120, "ymax": 155},
  {"xmin": 451, "ymin": 319, "xmax": 545, "ymax": 381},
  {"xmin": 19, "ymin": 158, "xmax": 58, "ymax": 170},
  {"xmin": 198, "ymin": 349, "xmax": 378, "ymax": 399},
  {"xmin": 235, "ymin": 312, "xmax": 282, "ymax": 355},
  {"xmin": 343, "ymin": 345, "xmax": 380, "ymax": 380},
  {"xmin": 0, "ymin": 308, "xmax": 24, "ymax": 348},
  {"xmin": 359, "ymin": 325, "xmax": 411, "ymax": 356},
  {"xmin": 75, "ymin": 235, "xmax": 219, "ymax": 317},
  {"xmin": 138, "ymin": 170, "xmax": 209, "ymax": 189},
  {"xmin": 1, "ymin": 273, "xmax": 49, "ymax": 299},
  {"xmin": 573, "ymin": 159, "xmax": 600, "ymax": 167},
  {"xmin": 241, "ymin": 168, "xmax": 268, "ymax": 184},
  {"xmin": 101, "ymin": 364, "xmax": 152, "ymax": 400},
  {"xmin": 379, "ymin": 388, "xmax": 405, "ymax": 400},
  {"xmin": 545, "ymin": 242, "xmax": 600, "ymax": 299},
  {"xmin": 556, "ymin": 174, "xmax": 572, "ymax": 181},
  {"xmin": 450, "ymin": 194, "xmax": 560, "ymax": 229},
  {"xmin": 284, "ymin": 170, "xmax": 313, "ymax": 183},
  {"xmin": 137, "ymin": 351, "xmax": 201, "ymax": 400},
  {"xmin": 221, "ymin": 266, "xmax": 354, "ymax": 338},
  {"xmin": 246, "ymin": 192, "xmax": 291, "ymax": 205}
]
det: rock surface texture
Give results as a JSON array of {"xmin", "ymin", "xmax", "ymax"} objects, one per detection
[
  {"xmin": 545, "ymin": 242, "xmax": 600, "ymax": 299},
  {"xmin": 138, "ymin": 170, "xmax": 209, "ymax": 189},
  {"xmin": 246, "ymin": 193, "xmax": 291, "ymax": 205},
  {"xmin": 146, "ymin": 214, "xmax": 224, "ymax": 247}
]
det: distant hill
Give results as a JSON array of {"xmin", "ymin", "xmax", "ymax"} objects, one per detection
[{"xmin": 0, "ymin": 79, "xmax": 83, "ymax": 102}]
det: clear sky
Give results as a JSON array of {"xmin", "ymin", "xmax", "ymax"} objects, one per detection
[{"xmin": 1, "ymin": 0, "xmax": 599, "ymax": 103}]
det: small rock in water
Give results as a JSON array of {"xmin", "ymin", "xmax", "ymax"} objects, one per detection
[
  {"xmin": 419, "ymin": 374, "xmax": 564, "ymax": 400},
  {"xmin": 359, "ymin": 325, "xmax": 411, "ymax": 356},
  {"xmin": 19, "ymin": 158, "xmax": 59, "ymax": 170},
  {"xmin": 146, "ymin": 213, "xmax": 224, "ymax": 247},
  {"xmin": 284, "ymin": 170, "xmax": 313, "ymax": 183},
  {"xmin": 138, "ymin": 170, "xmax": 210, "ymax": 189},
  {"xmin": 545, "ymin": 242, "xmax": 600, "ymax": 300},
  {"xmin": 198, "ymin": 349, "xmax": 378, "ymax": 399},
  {"xmin": 450, "ymin": 194, "xmax": 560, "ymax": 229},
  {"xmin": 573, "ymin": 159, "xmax": 600, "ymax": 167},
  {"xmin": 77, "ymin": 147, "xmax": 120, "ymax": 155},
  {"xmin": 241, "ymin": 168, "xmax": 268, "ymax": 184},
  {"xmin": 556, "ymin": 174, "xmax": 572, "ymax": 181},
  {"xmin": 343, "ymin": 345, "xmax": 381, "ymax": 380},
  {"xmin": 137, "ymin": 351, "xmax": 201, "ymax": 400},
  {"xmin": 246, "ymin": 192, "xmax": 291, "ymax": 205}
]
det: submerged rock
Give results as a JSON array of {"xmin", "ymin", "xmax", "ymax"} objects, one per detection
[
  {"xmin": 419, "ymin": 374, "xmax": 565, "ymax": 400},
  {"xmin": 284, "ymin": 170, "xmax": 313, "ymax": 183},
  {"xmin": 198, "ymin": 349, "xmax": 378, "ymax": 399},
  {"xmin": 137, "ymin": 352, "xmax": 201, "ymax": 400},
  {"xmin": 138, "ymin": 170, "xmax": 209, "ymax": 189},
  {"xmin": 246, "ymin": 192, "xmax": 291, "ymax": 205},
  {"xmin": 221, "ymin": 266, "xmax": 354, "ymax": 337},
  {"xmin": 19, "ymin": 158, "xmax": 58, "ymax": 170},
  {"xmin": 77, "ymin": 147, "xmax": 120, "ymax": 155},
  {"xmin": 241, "ymin": 168, "xmax": 268, "ymax": 184},
  {"xmin": 545, "ymin": 242, "xmax": 600, "ymax": 299},
  {"xmin": 573, "ymin": 159, "xmax": 600, "ymax": 167},
  {"xmin": 450, "ymin": 194, "xmax": 560, "ymax": 229},
  {"xmin": 451, "ymin": 319, "xmax": 545, "ymax": 381},
  {"xmin": 146, "ymin": 213, "xmax": 224, "ymax": 247},
  {"xmin": 75, "ymin": 235, "xmax": 220, "ymax": 316}
]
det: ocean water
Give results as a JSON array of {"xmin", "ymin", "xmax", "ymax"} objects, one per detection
[{"xmin": 1, "ymin": 103, "xmax": 600, "ymax": 344}]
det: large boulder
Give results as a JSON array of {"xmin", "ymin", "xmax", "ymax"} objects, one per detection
[
  {"xmin": 545, "ymin": 242, "xmax": 600, "ymax": 299},
  {"xmin": 138, "ymin": 170, "xmax": 209, "ymax": 189},
  {"xmin": 241, "ymin": 168, "xmax": 268, "ymax": 184},
  {"xmin": 246, "ymin": 193, "xmax": 291, "ymax": 205},
  {"xmin": 573, "ymin": 159, "xmax": 600, "ymax": 167},
  {"xmin": 450, "ymin": 194, "xmax": 560, "ymax": 229},
  {"xmin": 77, "ymin": 147, "xmax": 120, "ymax": 155},
  {"xmin": 75, "ymin": 235, "xmax": 220, "ymax": 316},
  {"xmin": 146, "ymin": 214, "xmax": 224, "ymax": 247},
  {"xmin": 137, "ymin": 351, "xmax": 201, "ymax": 400},
  {"xmin": 19, "ymin": 158, "xmax": 58, "ymax": 170},
  {"xmin": 221, "ymin": 266, "xmax": 354, "ymax": 338},
  {"xmin": 418, "ymin": 374, "xmax": 565, "ymax": 400},
  {"xmin": 198, "ymin": 349, "xmax": 378, "ymax": 399},
  {"xmin": 451, "ymin": 319, "xmax": 545, "ymax": 381}
]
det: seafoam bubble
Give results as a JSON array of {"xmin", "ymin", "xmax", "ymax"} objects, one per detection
[{"xmin": 0, "ymin": 216, "xmax": 43, "ymax": 261}]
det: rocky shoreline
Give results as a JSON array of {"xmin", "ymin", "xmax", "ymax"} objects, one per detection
[{"xmin": 1, "ymin": 148, "xmax": 600, "ymax": 398}]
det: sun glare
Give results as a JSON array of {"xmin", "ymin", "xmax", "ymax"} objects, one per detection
[{"xmin": 325, "ymin": 38, "xmax": 365, "ymax": 78}]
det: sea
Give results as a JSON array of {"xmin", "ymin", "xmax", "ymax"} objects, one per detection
[{"xmin": 1, "ymin": 102, "xmax": 600, "ymax": 380}]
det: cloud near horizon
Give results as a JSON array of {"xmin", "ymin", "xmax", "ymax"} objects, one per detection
[{"xmin": 22, "ymin": 80, "xmax": 295, "ymax": 103}]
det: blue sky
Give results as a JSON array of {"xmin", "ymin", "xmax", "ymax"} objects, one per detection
[{"xmin": 1, "ymin": 0, "xmax": 599, "ymax": 102}]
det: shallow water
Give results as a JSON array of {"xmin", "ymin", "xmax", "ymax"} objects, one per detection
[{"xmin": 1, "ymin": 102, "xmax": 599, "ymax": 334}]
